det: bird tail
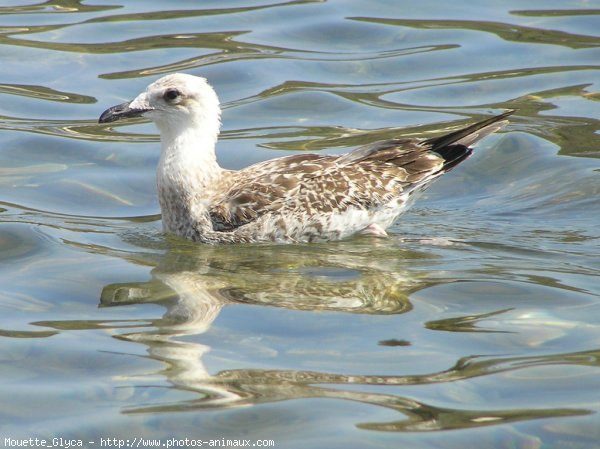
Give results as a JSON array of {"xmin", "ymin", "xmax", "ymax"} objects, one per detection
[{"xmin": 427, "ymin": 110, "xmax": 514, "ymax": 170}]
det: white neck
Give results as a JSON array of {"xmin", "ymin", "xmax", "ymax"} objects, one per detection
[
  {"xmin": 158, "ymin": 122, "xmax": 220, "ymax": 179},
  {"xmin": 156, "ymin": 114, "xmax": 222, "ymax": 235}
]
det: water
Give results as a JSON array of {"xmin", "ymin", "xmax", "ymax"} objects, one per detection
[{"xmin": 0, "ymin": 1, "xmax": 599, "ymax": 448}]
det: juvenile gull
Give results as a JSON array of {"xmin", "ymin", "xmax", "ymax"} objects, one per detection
[{"xmin": 99, "ymin": 73, "xmax": 513, "ymax": 244}]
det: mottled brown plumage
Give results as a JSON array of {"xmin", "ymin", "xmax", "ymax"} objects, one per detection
[{"xmin": 99, "ymin": 73, "xmax": 513, "ymax": 244}]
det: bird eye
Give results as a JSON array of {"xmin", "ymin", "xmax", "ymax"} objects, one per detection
[{"xmin": 163, "ymin": 88, "xmax": 181, "ymax": 102}]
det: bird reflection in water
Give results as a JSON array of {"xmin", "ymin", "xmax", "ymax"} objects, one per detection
[{"xmin": 96, "ymin": 240, "xmax": 587, "ymax": 431}]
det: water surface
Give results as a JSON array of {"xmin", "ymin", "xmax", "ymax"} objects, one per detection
[{"xmin": 0, "ymin": 1, "xmax": 599, "ymax": 448}]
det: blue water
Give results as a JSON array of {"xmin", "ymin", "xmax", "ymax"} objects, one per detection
[{"xmin": 0, "ymin": 1, "xmax": 599, "ymax": 448}]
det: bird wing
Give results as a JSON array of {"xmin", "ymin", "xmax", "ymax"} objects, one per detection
[
  {"xmin": 208, "ymin": 111, "xmax": 513, "ymax": 232},
  {"xmin": 208, "ymin": 141, "xmax": 444, "ymax": 232}
]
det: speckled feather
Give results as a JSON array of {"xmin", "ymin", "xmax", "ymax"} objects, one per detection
[
  {"xmin": 98, "ymin": 73, "xmax": 513, "ymax": 244},
  {"xmin": 209, "ymin": 144, "xmax": 435, "ymax": 241}
]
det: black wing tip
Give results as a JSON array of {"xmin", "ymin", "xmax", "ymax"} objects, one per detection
[
  {"xmin": 429, "ymin": 109, "xmax": 516, "ymax": 171},
  {"xmin": 426, "ymin": 109, "xmax": 515, "ymax": 152}
]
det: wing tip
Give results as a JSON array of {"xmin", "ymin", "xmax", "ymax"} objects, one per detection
[{"xmin": 426, "ymin": 109, "xmax": 515, "ymax": 151}]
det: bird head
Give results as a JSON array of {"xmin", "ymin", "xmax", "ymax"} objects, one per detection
[{"xmin": 99, "ymin": 73, "xmax": 221, "ymax": 136}]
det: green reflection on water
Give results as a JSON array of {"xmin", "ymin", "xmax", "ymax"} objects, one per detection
[
  {"xmin": 352, "ymin": 16, "xmax": 600, "ymax": 49},
  {"xmin": 28, "ymin": 239, "xmax": 594, "ymax": 432}
]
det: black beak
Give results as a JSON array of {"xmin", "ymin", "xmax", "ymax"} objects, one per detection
[{"xmin": 98, "ymin": 101, "xmax": 151, "ymax": 124}]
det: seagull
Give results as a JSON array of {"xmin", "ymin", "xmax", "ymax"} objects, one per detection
[{"xmin": 99, "ymin": 73, "xmax": 512, "ymax": 244}]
